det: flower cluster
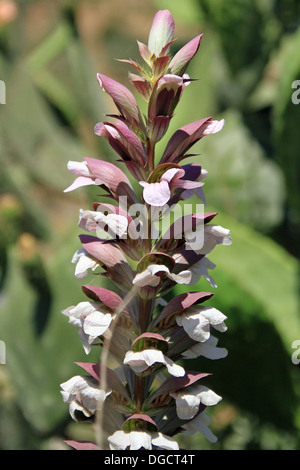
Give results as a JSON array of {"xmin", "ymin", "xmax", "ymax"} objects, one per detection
[{"xmin": 61, "ymin": 10, "xmax": 231, "ymax": 451}]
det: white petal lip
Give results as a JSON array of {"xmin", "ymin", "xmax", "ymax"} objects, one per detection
[
  {"xmin": 163, "ymin": 355, "xmax": 185, "ymax": 377},
  {"xmin": 130, "ymin": 431, "xmax": 152, "ymax": 450},
  {"xmin": 176, "ymin": 312, "xmax": 210, "ymax": 342},
  {"xmin": 62, "ymin": 301, "xmax": 96, "ymax": 319},
  {"xmin": 139, "ymin": 168, "xmax": 185, "ymax": 207},
  {"xmin": 176, "ymin": 306, "xmax": 227, "ymax": 342},
  {"xmin": 71, "ymin": 249, "xmax": 98, "ymax": 279},
  {"xmin": 182, "ymin": 412, "xmax": 218, "ymax": 443},
  {"xmin": 79, "ymin": 209, "xmax": 128, "ymax": 238},
  {"xmin": 132, "ymin": 264, "xmax": 192, "ymax": 287},
  {"xmin": 196, "ymin": 385, "xmax": 222, "ymax": 406},
  {"xmin": 171, "ymin": 393, "xmax": 200, "ymax": 420},
  {"xmin": 83, "ymin": 310, "xmax": 113, "ymax": 336},
  {"xmin": 151, "ymin": 432, "xmax": 179, "ymax": 450},
  {"xmin": 182, "ymin": 335, "xmax": 228, "ymax": 360},
  {"xmin": 124, "ymin": 349, "xmax": 165, "ymax": 372},
  {"xmin": 108, "ymin": 430, "xmax": 130, "ymax": 450},
  {"xmin": 64, "ymin": 176, "xmax": 96, "ymax": 193},
  {"xmin": 108, "ymin": 429, "xmax": 179, "ymax": 450},
  {"xmin": 124, "ymin": 349, "xmax": 185, "ymax": 377},
  {"xmin": 195, "ymin": 224, "xmax": 232, "ymax": 254},
  {"xmin": 132, "ymin": 265, "xmax": 166, "ymax": 287},
  {"xmin": 170, "ymin": 384, "xmax": 221, "ymax": 420},
  {"xmin": 161, "ymin": 167, "xmax": 183, "ymax": 183},
  {"xmin": 167, "ymin": 269, "xmax": 192, "ymax": 284},
  {"xmin": 140, "ymin": 180, "xmax": 171, "ymax": 206},
  {"xmin": 188, "ymin": 257, "xmax": 217, "ymax": 287}
]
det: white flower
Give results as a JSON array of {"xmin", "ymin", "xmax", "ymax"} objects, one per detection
[
  {"xmin": 170, "ymin": 384, "xmax": 222, "ymax": 420},
  {"xmin": 182, "ymin": 335, "xmax": 228, "ymax": 360},
  {"xmin": 124, "ymin": 349, "xmax": 185, "ymax": 377},
  {"xmin": 188, "ymin": 257, "xmax": 217, "ymax": 287},
  {"xmin": 132, "ymin": 264, "xmax": 191, "ymax": 287},
  {"xmin": 71, "ymin": 248, "xmax": 99, "ymax": 279},
  {"xmin": 60, "ymin": 375, "xmax": 111, "ymax": 421},
  {"xmin": 176, "ymin": 305, "xmax": 227, "ymax": 343},
  {"xmin": 182, "ymin": 411, "xmax": 217, "ymax": 443},
  {"xmin": 62, "ymin": 301, "xmax": 115, "ymax": 354},
  {"xmin": 108, "ymin": 429, "xmax": 179, "ymax": 450},
  {"xmin": 79, "ymin": 208, "xmax": 128, "ymax": 239},
  {"xmin": 201, "ymin": 224, "xmax": 232, "ymax": 254},
  {"xmin": 185, "ymin": 224, "xmax": 232, "ymax": 254}
]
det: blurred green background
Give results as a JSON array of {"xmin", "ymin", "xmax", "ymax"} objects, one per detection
[{"xmin": 0, "ymin": 0, "xmax": 299, "ymax": 450}]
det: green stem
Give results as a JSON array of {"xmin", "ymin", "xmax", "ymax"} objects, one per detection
[
  {"xmin": 147, "ymin": 139, "xmax": 155, "ymax": 173},
  {"xmin": 134, "ymin": 375, "xmax": 146, "ymax": 413},
  {"xmin": 134, "ymin": 297, "xmax": 152, "ymax": 412}
]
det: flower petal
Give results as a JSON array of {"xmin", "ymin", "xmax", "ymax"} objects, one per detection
[
  {"xmin": 62, "ymin": 301, "xmax": 97, "ymax": 320},
  {"xmin": 108, "ymin": 430, "xmax": 130, "ymax": 450},
  {"xmin": 170, "ymin": 391, "xmax": 200, "ymax": 420},
  {"xmin": 182, "ymin": 412, "xmax": 218, "ymax": 443},
  {"xmin": 176, "ymin": 311, "xmax": 210, "ymax": 342},
  {"xmin": 163, "ymin": 355, "xmax": 185, "ymax": 377},
  {"xmin": 71, "ymin": 249, "xmax": 99, "ymax": 279},
  {"xmin": 182, "ymin": 335, "xmax": 228, "ymax": 360},
  {"xmin": 151, "ymin": 432, "xmax": 179, "ymax": 450},
  {"xmin": 64, "ymin": 176, "xmax": 96, "ymax": 193},
  {"xmin": 83, "ymin": 310, "xmax": 113, "ymax": 337},
  {"xmin": 132, "ymin": 264, "xmax": 168, "ymax": 287},
  {"xmin": 167, "ymin": 269, "xmax": 192, "ymax": 285},
  {"xmin": 195, "ymin": 385, "xmax": 222, "ymax": 407},
  {"xmin": 130, "ymin": 431, "xmax": 152, "ymax": 450},
  {"xmin": 140, "ymin": 179, "xmax": 171, "ymax": 206}
]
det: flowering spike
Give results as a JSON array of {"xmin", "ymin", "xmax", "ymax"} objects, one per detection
[{"xmin": 61, "ymin": 9, "xmax": 231, "ymax": 451}]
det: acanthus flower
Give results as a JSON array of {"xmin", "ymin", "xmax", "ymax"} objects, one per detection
[
  {"xmin": 132, "ymin": 263, "xmax": 192, "ymax": 288},
  {"xmin": 71, "ymin": 248, "xmax": 99, "ymax": 279},
  {"xmin": 140, "ymin": 165, "xmax": 203, "ymax": 207},
  {"xmin": 62, "ymin": 301, "xmax": 115, "ymax": 354},
  {"xmin": 60, "ymin": 375, "xmax": 111, "ymax": 421},
  {"xmin": 124, "ymin": 348, "xmax": 185, "ymax": 377},
  {"xmin": 176, "ymin": 305, "xmax": 228, "ymax": 343},
  {"xmin": 170, "ymin": 383, "xmax": 222, "ymax": 420},
  {"xmin": 61, "ymin": 9, "xmax": 232, "ymax": 451},
  {"xmin": 108, "ymin": 415, "xmax": 179, "ymax": 451}
]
